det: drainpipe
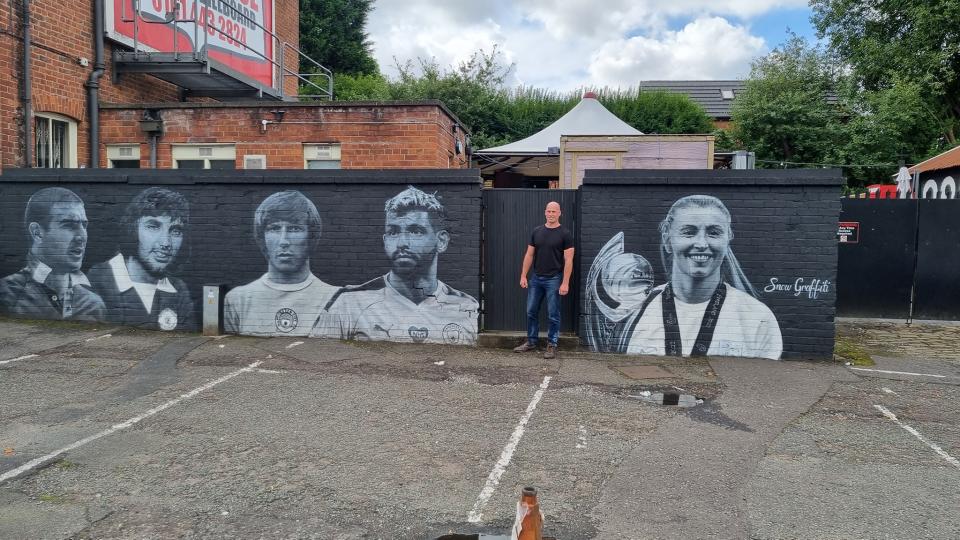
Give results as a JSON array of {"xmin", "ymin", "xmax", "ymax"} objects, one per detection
[
  {"xmin": 22, "ymin": 0, "xmax": 33, "ymax": 167},
  {"xmin": 85, "ymin": 0, "xmax": 105, "ymax": 167}
]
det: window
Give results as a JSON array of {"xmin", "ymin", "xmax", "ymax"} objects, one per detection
[
  {"xmin": 304, "ymin": 144, "xmax": 341, "ymax": 169},
  {"xmin": 107, "ymin": 145, "xmax": 141, "ymax": 168},
  {"xmin": 35, "ymin": 113, "xmax": 77, "ymax": 168},
  {"xmin": 720, "ymin": 89, "xmax": 735, "ymax": 100},
  {"xmin": 172, "ymin": 145, "xmax": 236, "ymax": 169}
]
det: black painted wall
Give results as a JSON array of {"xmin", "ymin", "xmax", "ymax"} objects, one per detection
[
  {"xmin": 0, "ymin": 169, "xmax": 482, "ymax": 340},
  {"xmin": 579, "ymin": 169, "xmax": 843, "ymax": 360}
]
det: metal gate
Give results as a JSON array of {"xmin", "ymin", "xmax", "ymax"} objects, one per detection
[
  {"xmin": 837, "ymin": 199, "xmax": 960, "ymax": 320},
  {"xmin": 482, "ymin": 189, "xmax": 579, "ymax": 332}
]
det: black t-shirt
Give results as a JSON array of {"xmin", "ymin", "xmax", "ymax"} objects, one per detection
[{"xmin": 530, "ymin": 225, "xmax": 574, "ymax": 277}]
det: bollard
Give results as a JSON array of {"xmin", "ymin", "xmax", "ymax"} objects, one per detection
[
  {"xmin": 511, "ymin": 486, "xmax": 543, "ymax": 540},
  {"xmin": 202, "ymin": 284, "xmax": 226, "ymax": 336}
]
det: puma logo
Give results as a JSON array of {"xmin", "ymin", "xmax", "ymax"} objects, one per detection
[
  {"xmin": 373, "ymin": 324, "xmax": 393, "ymax": 337},
  {"xmin": 408, "ymin": 326, "xmax": 429, "ymax": 343}
]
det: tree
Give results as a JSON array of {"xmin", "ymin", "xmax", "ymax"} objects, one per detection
[
  {"xmin": 299, "ymin": 0, "xmax": 378, "ymax": 76},
  {"xmin": 811, "ymin": 0, "xmax": 960, "ymax": 144},
  {"xmin": 730, "ymin": 36, "xmax": 846, "ymax": 168}
]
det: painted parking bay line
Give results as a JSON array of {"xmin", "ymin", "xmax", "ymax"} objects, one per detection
[
  {"xmin": 850, "ymin": 367, "xmax": 947, "ymax": 379},
  {"xmin": 0, "ymin": 354, "xmax": 38, "ymax": 366},
  {"xmin": 467, "ymin": 375, "xmax": 552, "ymax": 523},
  {"xmin": 0, "ymin": 360, "xmax": 265, "ymax": 484},
  {"xmin": 874, "ymin": 404, "xmax": 960, "ymax": 471}
]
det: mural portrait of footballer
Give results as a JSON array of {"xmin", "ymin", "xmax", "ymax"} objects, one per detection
[
  {"xmin": 225, "ymin": 191, "xmax": 337, "ymax": 336},
  {"xmin": 311, "ymin": 186, "xmax": 479, "ymax": 345}
]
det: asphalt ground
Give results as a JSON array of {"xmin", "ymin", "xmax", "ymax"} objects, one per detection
[{"xmin": 1, "ymin": 318, "xmax": 958, "ymax": 539}]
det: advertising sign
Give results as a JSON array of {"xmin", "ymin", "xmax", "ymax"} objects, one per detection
[
  {"xmin": 837, "ymin": 221, "xmax": 860, "ymax": 243},
  {"xmin": 106, "ymin": 0, "xmax": 274, "ymax": 87}
]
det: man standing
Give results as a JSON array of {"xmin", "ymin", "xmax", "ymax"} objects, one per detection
[
  {"xmin": 514, "ymin": 201, "xmax": 574, "ymax": 359},
  {"xmin": 87, "ymin": 187, "xmax": 194, "ymax": 331},
  {"xmin": 0, "ymin": 187, "xmax": 105, "ymax": 321},
  {"xmin": 312, "ymin": 186, "xmax": 478, "ymax": 345},
  {"xmin": 224, "ymin": 191, "xmax": 337, "ymax": 336}
]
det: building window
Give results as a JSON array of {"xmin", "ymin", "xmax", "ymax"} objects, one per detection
[
  {"xmin": 35, "ymin": 113, "xmax": 77, "ymax": 168},
  {"xmin": 304, "ymin": 144, "xmax": 341, "ymax": 169},
  {"xmin": 172, "ymin": 145, "xmax": 236, "ymax": 169},
  {"xmin": 107, "ymin": 145, "xmax": 141, "ymax": 168}
]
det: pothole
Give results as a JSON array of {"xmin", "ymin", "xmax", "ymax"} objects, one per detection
[{"xmin": 628, "ymin": 389, "xmax": 704, "ymax": 407}]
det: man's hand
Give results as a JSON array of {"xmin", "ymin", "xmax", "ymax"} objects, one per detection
[
  {"xmin": 559, "ymin": 282, "xmax": 569, "ymax": 296},
  {"xmin": 520, "ymin": 276, "xmax": 528, "ymax": 289}
]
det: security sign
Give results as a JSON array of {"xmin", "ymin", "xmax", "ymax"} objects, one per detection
[
  {"xmin": 837, "ymin": 221, "xmax": 860, "ymax": 244},
  {"xmin": 106, "ymin": 0, "xmax": 274, "ymax": 87}
]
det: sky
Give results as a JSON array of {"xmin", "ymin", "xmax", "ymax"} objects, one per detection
[{"xmin": 366, "ymin": 0, "xmax": 819, "ymax": 92}]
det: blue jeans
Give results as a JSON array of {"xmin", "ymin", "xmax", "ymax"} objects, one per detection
[{"xmin": 526, "ymin": 273, "xmax": 561, "ymax": 346}]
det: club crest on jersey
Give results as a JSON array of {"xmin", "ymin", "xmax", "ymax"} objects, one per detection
[
  {"xmin": 408, "ymin": 326, "xmax": 429, "ymax": 343},
  {"xmin": 275, "ymin": 308, "xmax": 298, "ymax": 333},
  {"xmin": 442, "ymin": 323, "xmax": 466, "ymax": 344},
  {"xmin": 158, "ymin": 308, "xmax": 178, "ymax": 331}
]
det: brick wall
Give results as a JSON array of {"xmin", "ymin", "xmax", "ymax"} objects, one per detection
[
  {"xmin": 98, "ymin": 102, "xmax": 469, "ymax": 169},
  {"xmin": 0, "ymin": 169, "xmax": 482, "ymax": 345},
  {"xmin": 0, "ymin": 0, "xmax": 309, "ymax": 170},
  {"xmin": 579, "ymin": 169, "xmax": 843, "ymax": 360}
]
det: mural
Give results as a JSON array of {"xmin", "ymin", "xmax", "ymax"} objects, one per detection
[
  {"xmin": 0, "ymin": 188, "xmax": 106, "ymax": 321},
  {"xmin": 224, "ymin": 191, "xmax": 338, "ymax": 336},
  {"xmin": 585, "ymin": 195, "xmax": 783, "ymax": 360},
  {"xmin": 88, "ymin": 188, "xmax": 194, "ymax": 330},
  {"xmin": 311, "ymin": 186, "xmax": 479, "ymax": 345}
]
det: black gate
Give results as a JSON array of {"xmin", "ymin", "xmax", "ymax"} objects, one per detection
[
  {"xmin": 482, "ymin": 189, "xmax": 579, "ymax": 332},
  {"xmin": 837, "ymin": 199, "xmax": 960, "ymax": 320}
]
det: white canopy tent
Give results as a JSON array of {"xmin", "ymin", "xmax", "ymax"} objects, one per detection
[{"xmin": 475, "ymin": 92, "xmax": 642, "ymax": 181}]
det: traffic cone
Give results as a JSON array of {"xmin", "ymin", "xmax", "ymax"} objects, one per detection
[{"xmin": 511, "ymin": 486, "xmax": 543, "ymax": 540}]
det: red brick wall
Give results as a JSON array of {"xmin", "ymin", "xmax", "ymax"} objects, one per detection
[
  {"xmin": 99, "ymin": 103, "xmax": 470, "ymax": 169},
  {"xmin": 1, "ymin": 0, "xmax": 306, "ymax": 171}
]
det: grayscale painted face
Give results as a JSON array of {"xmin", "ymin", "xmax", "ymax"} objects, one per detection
[
  {"xmin": 36, "ymin": 202, "xmax": 88, "ymax": 272},
  {"xmin": 384, "ymin": 211, "xmax": 443, "ymax": 276},
  {"xmin": 666, "ymin": 206, "xmax": 729, "ymax": 281},
  {"xmin": 264, "ymin": 219, "xmax": 310, "ymax": 277},
  {"xmin": 136, "ymin": 215, "xmax": 184, "ymax": 277}
]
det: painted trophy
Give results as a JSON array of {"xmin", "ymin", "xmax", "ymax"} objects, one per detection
[{"xmin": 584, "ymin": 232, "xmax": 654, "ymax": 352}]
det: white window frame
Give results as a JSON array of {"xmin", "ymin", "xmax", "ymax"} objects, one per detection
[
  {"xmin": 34, "ymin": 112, "xmax": 78, "ymax": 168},
  {"xmin": 106, "ymin": 144, "xmax": 142, "ymax": 168},
  {"xmin": 303, "ymin": 143, "xmax": 341, "ymax": 169},
  {"xmin": 172, "ymin": 144, "xmax": 236, "ymax": 169}
]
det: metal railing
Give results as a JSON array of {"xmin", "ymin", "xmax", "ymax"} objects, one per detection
[{"xmin": 119, "ymin": 0, "xmax": 332, "ymax": 100}]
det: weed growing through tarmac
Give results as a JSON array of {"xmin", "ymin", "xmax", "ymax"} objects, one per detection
[{"xmin": 833, "ymin": 336, "xmax": 874, "ymax": 366}]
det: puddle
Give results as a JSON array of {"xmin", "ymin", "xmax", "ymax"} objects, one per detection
[{"xmin": 628, "ymin": 390, "xmax": 703, "ymax": 407}]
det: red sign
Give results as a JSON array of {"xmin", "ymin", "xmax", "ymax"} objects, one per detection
[{"xmin": 106, "ymin": 0, "xmax": 274, "ymax": 87}]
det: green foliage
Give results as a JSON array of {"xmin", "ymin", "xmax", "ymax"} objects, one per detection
[
  {"xmin": 299, "ymin": 0, "xmax": 378, "ymax": 76},
  {"xmin": 731, "ymin": 36, "xmax": 846, "ymax": 168},
  {"xmin": 329, "ymin": 48, "xmax": 713, "ymax": 152},
  {"xmin": 331, "ymin": 72, "xmax": 391, "ymax": 101},
  {"xmin": 811, "ymin": 0, "xmax": 960, "ymax": 144}
]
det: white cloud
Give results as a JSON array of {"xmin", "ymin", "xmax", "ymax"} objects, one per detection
[
  {"xmin": 587, "ymin": 17, "xmax": 766, "ymax": 86},
  {"xmin": 365, "ymin": 0, "xmax": 803, "ymax": 90}
]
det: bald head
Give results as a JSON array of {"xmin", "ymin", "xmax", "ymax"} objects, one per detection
[{"xmin": 544, "ymin": 201, "xmax": 561, "ymax": 227}]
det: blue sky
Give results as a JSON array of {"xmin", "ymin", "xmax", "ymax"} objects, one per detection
[{"xmin": 367, "ymin": 1, "xmax": 818, "ymax": 91}]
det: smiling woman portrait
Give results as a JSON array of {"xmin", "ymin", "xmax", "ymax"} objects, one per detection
[{"xmin": 624, "ymin": 195, "xmax": 783, "ymax": 360}]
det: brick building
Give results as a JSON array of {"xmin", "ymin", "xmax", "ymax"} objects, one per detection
[{"xmin": 1, "ymin": 0, "xmax": 468, "ymax": 171}]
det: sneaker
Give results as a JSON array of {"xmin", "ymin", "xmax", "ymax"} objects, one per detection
[
  {"xmin": 543, "ymin": 344, "xmax": 557, "ymax": 359},
  {"xmin": 513, "ymin": 341, "xmax": 538, "ymax": 353}
]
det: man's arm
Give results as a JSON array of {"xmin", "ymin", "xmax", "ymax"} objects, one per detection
[
  {"xmin": 520, "ymin": 245, "xmax": 535, "ymax": 288},
  {"xmin": 559, "ymin": 247, "xmax": 575, "ymax": 295}
]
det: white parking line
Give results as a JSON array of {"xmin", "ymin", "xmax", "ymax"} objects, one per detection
[
  {"xmin": 850, "ymin": 367, "xmax": 946, "ymax": 378},
  {"xmin": 0, "ymin": 354, "xmax": 38, "ymax": 366},
  {"xmin": 0, "ymin": 360, "xmax": 264, "ymax": 484},
  {"xmin": 874, "ymin": 405, "xmax": 960, "ymax": 471},
  {"xmin": 881, "ymin": 387, "xmax": 898, "ymax": 395},
  {"xmin": 84, "ymin": 333, "xmax": 113, "ymax": 342},
  {"xmin": 467, "ymin": 375, "xmax": 552, "ymax": 523},
  {"xmin": 285, "ymin": 341, "xmax": 304, "ymax": 349}
]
